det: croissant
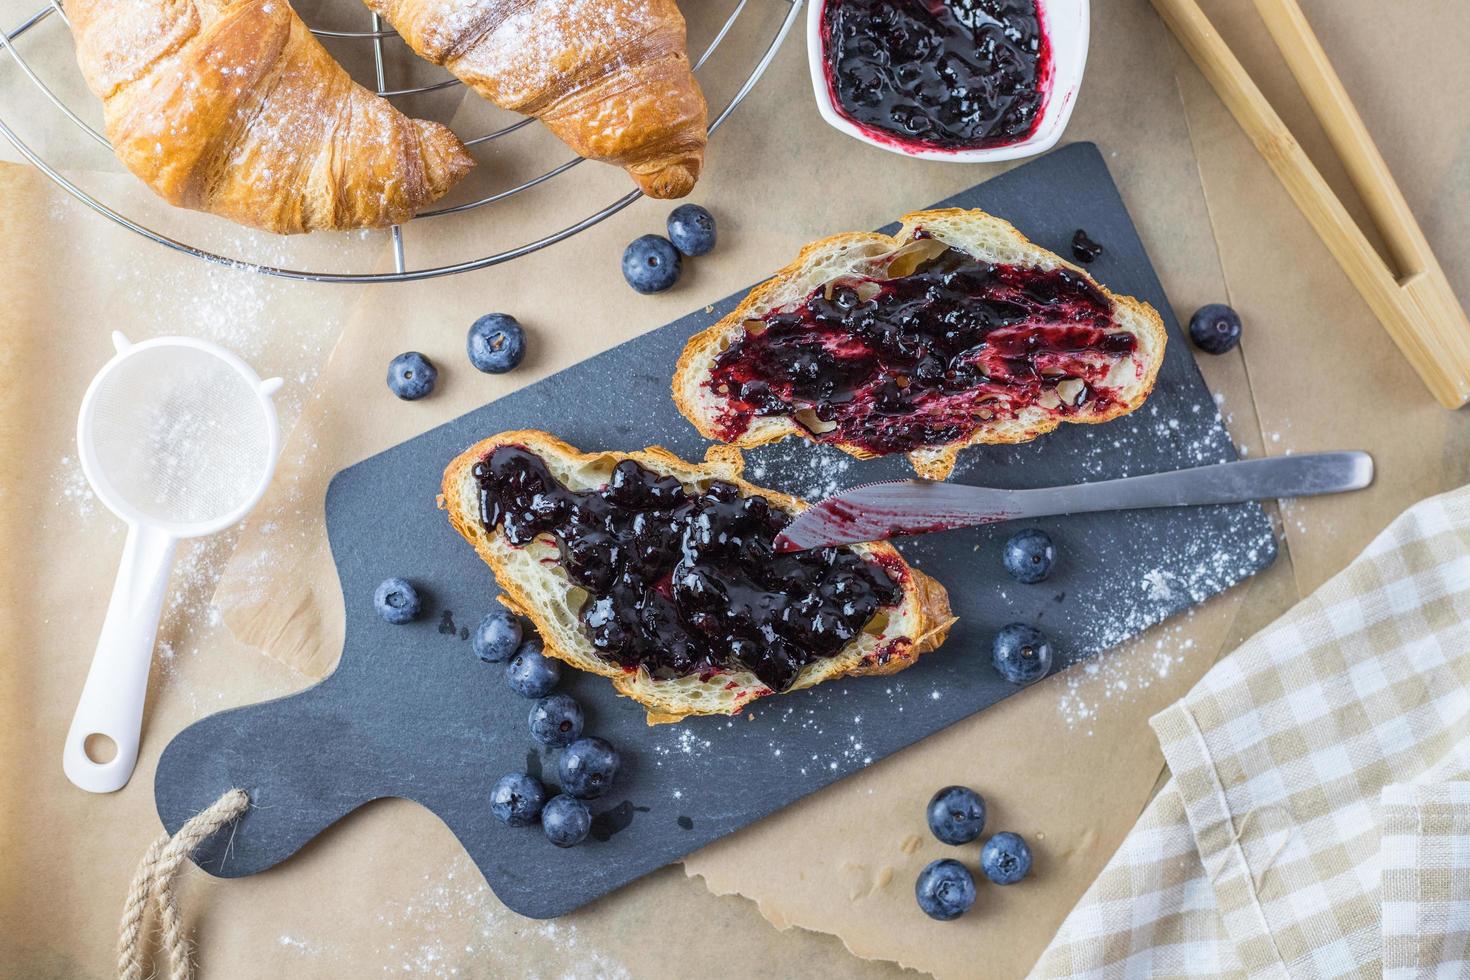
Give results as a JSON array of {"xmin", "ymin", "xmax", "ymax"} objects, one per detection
[
  {"xmin": 68, "ymin": 0, "xmax": 474, "ymax": 234},
  {"xmin": 363, "ymin": 0, "xmax": 708, "ymax": 198}
]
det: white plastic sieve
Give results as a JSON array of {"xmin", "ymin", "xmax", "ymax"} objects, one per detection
[{"xmin": 65, "ymin": 332, "xmax": 282, "ymax": 793}]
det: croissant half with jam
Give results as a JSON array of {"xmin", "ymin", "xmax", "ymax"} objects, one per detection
[
  {"xmin": 363, "ymin": 0, "xmax": 708, "ymax": 198},
  {"xmin": 68, "ymin": 0, "xmax": 473, "ymax": 234}
]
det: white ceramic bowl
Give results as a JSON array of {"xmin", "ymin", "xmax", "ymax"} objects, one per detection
[{"xmin": 807, "ymin": 0, "xmax": 1090, "ymax": 163}]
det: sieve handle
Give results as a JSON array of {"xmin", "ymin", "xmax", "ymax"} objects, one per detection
[{"xmin": 64, "ymin": 523, "xmax": 178, "ymax": 793}]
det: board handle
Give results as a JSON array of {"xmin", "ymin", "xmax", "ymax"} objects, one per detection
[{"xmin": 153, "ymin": 685, "xmax": 393, "ymax": 877}]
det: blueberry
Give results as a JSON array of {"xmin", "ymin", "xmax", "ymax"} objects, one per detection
[
  {"xmin": 373, "ymin": 577, "xmax": 421, "ymax": 624},
  {"xmin": 926, "ymin": 785, "xmax": 987, "ymax": 845},
  {"xmin": 980, "ymin": 831, "xmax": 1033, "ymax": 885},
  {"xmin": 1002, "ymin": 528, "xmax": 1055, "ymax": 584},
  {"xmin": 506, "ymin": 642, "xmax": 561, "ymax": 698},
  {"xmin": 558, "ymin": 736, "xmax": 621, "ymax": 799},
  {"xmin": 621, "ymin": 235, "xmax": 681, "ymax": 293},
  {"xmin": 1188, "ymin": 303, "xmax": 1242, "ymax": 355},
  {"xmin": 472, "ymin": 608, "xmax": 522, "ymax": 663},
  {"xmin": 490, "ymin": 771, "xmax": 546, "ymax": 827},
  {"xmin": 529, "ymin": 693, "xmax": 585, "ymax": 747},
  {"xmin": 467, "ymin": 313, "xmax": 526, "ymax": 373},
  {"xmin": 914, "ymin": 859, "xmax": 976, "ymax": 920},
  {"xmin": 387, "ymin": 352, "xmax": 437, "ymax": 400},
  {"xmin": 541, "ymin": 794, "xmax": 592, "ymax": 847},
  {"xmin": 666, "ymin": 204, "xmax": 717, "ymax": 257},
  {"xmin": 992, "ymin": 623, "xmax": 1054, "ymax": 685}
]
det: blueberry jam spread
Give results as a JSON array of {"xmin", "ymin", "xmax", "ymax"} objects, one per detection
[
  {"xmin": 707, "ymin": 236, "xmax": 1139, "ymax": 455},
  {"xmin": 823, "ymin": 0, "xmax": 1049, "ymax": 151},
  {"xmin": 473, "ymin": 447, "xmax": 903, "ymax": 692}
]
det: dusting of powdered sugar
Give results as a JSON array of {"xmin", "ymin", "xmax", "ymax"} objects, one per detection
[
  {"xmin": 744, "ymin": 441, "xmax": 854, "ymax": 502},
  {"xmin": 272, "ymin": 857, "xmax": 631, "ymax": 978}
]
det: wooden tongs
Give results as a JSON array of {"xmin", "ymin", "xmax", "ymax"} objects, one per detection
[{"xmin": 1152, "ymin": 0, "xmax": 1470, "ymax": 409}]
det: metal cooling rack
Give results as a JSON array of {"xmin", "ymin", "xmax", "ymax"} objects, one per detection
[{"xmin": 0, "ymin": 0, "xmax": 802, "ymax": 283}]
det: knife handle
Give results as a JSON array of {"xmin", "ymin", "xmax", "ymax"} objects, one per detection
[{"xmin": 1017, "ymin": 451, "xmax": 1374, "ymax": 516}]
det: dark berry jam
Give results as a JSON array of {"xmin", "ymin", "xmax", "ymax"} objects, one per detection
[
  {"xmin": 706, "ymin": 239, "xmax": 1138, "ymax": 456},
  {"xmin": 473, "ymin": 447, "xmax": 903, "ymax": 692},
  {"xmin": 1070, "ymin": 229, "xmax": 1103, "ymax": 263},
  {"xmin": 823, "ymin": 0, "xmax": 1050, "ymax": 151}
]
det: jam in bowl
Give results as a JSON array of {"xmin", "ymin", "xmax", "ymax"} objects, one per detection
[{"xmin": 807, "ymin": 0, "xmax": 1090, "ymax": 162}]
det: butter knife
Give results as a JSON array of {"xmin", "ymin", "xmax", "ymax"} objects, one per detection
[{"xmin": 773, "ymin": 451, "xmax": 1373, "ymax": 552}]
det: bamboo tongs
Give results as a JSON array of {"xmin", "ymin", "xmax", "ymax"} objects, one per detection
[{"xmin": 1152, "ymin": 0, "xmax": 1470, "ymax": 409}]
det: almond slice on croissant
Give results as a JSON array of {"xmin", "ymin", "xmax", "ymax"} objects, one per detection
[
  {"xmin": 440, "ymin": 431, "xmax": 953, "ymax": 724},
  {"xmin": 69, "ymin": 0, "xmax": 474, "ymax": 234},
  {"xmin": 673, "ymin": 208, "xmax": 1168, "ymax": 480},
  {"xmin": 364, "ymin": 0, "xmax": 708, "ymax": 198}
]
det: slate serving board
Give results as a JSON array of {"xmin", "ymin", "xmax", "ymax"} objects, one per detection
[{"xmin": 156, "ymin": 143, "xmax": 1277, "ymax": 918}]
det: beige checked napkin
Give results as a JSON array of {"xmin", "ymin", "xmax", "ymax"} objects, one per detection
[{"xmin": 1033, "ymin": 486, "xmax": 1470, "ymax": 979}]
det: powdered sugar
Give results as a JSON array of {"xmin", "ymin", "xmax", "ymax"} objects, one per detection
[{"xmin": 272, "ymin": 859, "xmax": 631, "ymax": 978}]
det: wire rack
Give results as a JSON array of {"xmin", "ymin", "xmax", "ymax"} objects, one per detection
[{"xmin": 0, "ymin": 0, "xmax": 802, "ymax": 283}]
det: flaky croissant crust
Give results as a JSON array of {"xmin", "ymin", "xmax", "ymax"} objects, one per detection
[
  {"xmin": 70, "ymin": 0, "xmax": 474, "ymax": 234},
  {"xmin": 365, "ymin": 0, "xmax": 707, "ymax": 198}
]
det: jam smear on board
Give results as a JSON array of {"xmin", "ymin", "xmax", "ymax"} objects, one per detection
[
  {"xmin": 474, "ymin": 447, "xmax": 903, "ymax": 692},
  {"xmin": 823, "ymin": 0, "xmax": 1050, "ymax": 151},
  {"xmin": 706, "ymin": 237, "xmax": 1138, "ymax": 456}
]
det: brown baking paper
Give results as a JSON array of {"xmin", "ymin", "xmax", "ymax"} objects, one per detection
[{"xmin": 5, "ymin": 0, "xmax": 1467, "ymax": 976}]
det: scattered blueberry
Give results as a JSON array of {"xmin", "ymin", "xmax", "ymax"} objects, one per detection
[
  {"xmin": 490, "ymin": 772, "xmax": 546, "ymax": 827},
  {"xmin": 541, "ymin": 794, "xmax": 592, "ymax": 847},
  {"xmin": 621, "ymin": 235, "xmax": 681, "ymax": 293},
  {"xmin": 529, "ymin": 693, "xmax": 585, "ymax": 747},
  {"xmin": 386, "ymin": 352, "xmax": 437, "ymax": 400},
  {"xmin": 1003, "ymin": 528, "xmax": 1055, "ymax": 584},
  {"xmin": 373, "ymin": 577, "xmax": 421, "ymax": 624},
  {"xmin": 980, "ymin": 832, "xmax": 1033, "ymax": 885},
  {"xmin": 926, "ymin": 785, "xmax": 987, "ymax": 845},
  {"xmin": 1189, "ymin": 303, "xmax": 1243, "ymax": 355},
  {"xmin": 666, "ymin": 204, "xmax": 717, "ymax": 257},
  {"xmin": 1070, "ymin": 229, "xmax": 1103, "ymax": 263},
  {"xmin": 992, "ymin": 623, "xmax": 1054, "ymax": 685},
  {"xmin": 914, "ymin": 859, "xmax": 976, "ymax": 921},
  {"xmin": 467, "ymin": 313, "xmax": 526, "ymax": 374},
  {"xmin": 558, "ymin": 736, "xmax": 621, "ymax": 799},
  {"xmin": 506, "ymin": 642, "xmax": 561, "ymax": 698},
  {"xmin": 472, "ymin": 609, "xmax": 523, "ymax": 663}
]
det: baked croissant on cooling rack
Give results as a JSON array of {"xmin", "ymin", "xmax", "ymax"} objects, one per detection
[
  {"xmin": 364, "ymin": 0, "xmax": 708, "ymax": 198},
  {"xmin": 68, "ymin": 0, "xmax": 474, "ymax": 234}
]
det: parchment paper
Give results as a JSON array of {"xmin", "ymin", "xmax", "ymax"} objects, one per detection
[{"xmin": 4, "ymin": 0, "xmax": 1468, "ymax": 977}]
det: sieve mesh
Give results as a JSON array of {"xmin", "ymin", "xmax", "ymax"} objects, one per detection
[{"xmin": 87, "ymin": 346, "xmax": 271, "ymax": 526}]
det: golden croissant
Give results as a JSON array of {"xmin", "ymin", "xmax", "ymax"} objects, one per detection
[
  {"xmin": 68, "ymin": 0, "xmax": 474, "ymax": 234},
  {"xmin": 364, "ymin": 0, "xmax": 708, "ymax": 198}
]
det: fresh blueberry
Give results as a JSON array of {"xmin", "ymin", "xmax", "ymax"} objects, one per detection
[
  {"xmin": 1003, "ymin": 528, "xmax": 1055, "ymax": 584},
  {"xmin": 490, "ymin": 771, "xmax": 546, "ymax": 827},
  {"xmin": 1070, "ymin": 229, "xmax": 1103, "ymax": 263},
  {"xmin": 541, "ymin": 794, "xmax": 592, "ymax": 847},
  {"xmin": 926, "ymin": 785, "xmax": 987, "ymax": 845},
  {"xmin": 529, "ymin": 693, "xmax": 585, "ymax": 747},
  {"xmin": 373, "ymin": 577, "xmax": 421, "ymax": 624},
  {"xmin": 666, "ymin": 204, "xmax": 717, "ymax": 257},
  {"xmin": 980, "ymin": 832, "xmax": 1033, "ymax": 885},
  {"xmin": 558, "ymin": 736, "xmax": 621, "ymax": 799},
  {"xmin": 387, "ymin": 352, "xmax": 437, "ymax": 400},
  {"xmin": 914, "ymin": 859, "xmax": 976, "ymax": 921},
  {"xmin": 621, "ymin": 235, "xmax": 681, "ymax": 293},
  {"xmin": 472, "ymin": 608, "xmax": 523, "ymax": 663},
  {"xmin": 467, "ymin": 313, "xmax": 526, "ymax": 374},
  {"xmin": 1189, "ymin": 303, "xmax": 1242, "ymax": 355},
  {"xmin": 506, "ymin": 642, "xmax": 561, "ymax": 698},
  {"xmin": 992, "ymin": 623, "xmax": 1054, "ymax": 685}
]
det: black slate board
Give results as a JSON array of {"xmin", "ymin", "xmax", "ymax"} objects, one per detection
[{"xmin": 156, "ymin": 143, "xmax": 1276, "ymax": 918}]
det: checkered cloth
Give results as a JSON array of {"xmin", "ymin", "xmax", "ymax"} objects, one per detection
[{"xmin": 1033, "ymin": 487, "xmax": 1470, "ymax": 979}]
